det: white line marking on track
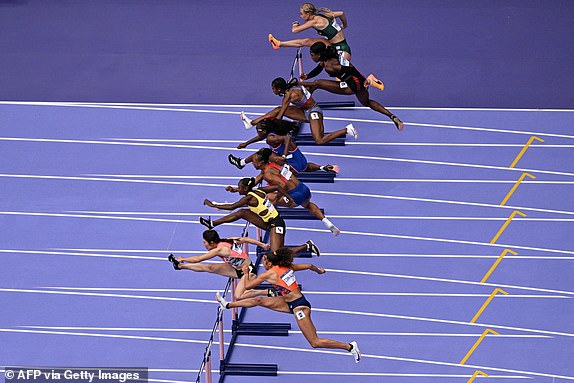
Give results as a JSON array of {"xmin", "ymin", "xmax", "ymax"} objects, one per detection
[
  {"xmin": 0, "ymin": 288, "xmax": 215, "ymax": 304},
  {"xmin": 65, "ymin": 210, "xmax": 574, "ymax": 222},
  {"xmin": 2, "ymin": 101, "xmax": 572, "ymax": 139},
  {"xmin": 0, "ymin": 211, "xmax": 572, "ymax": 255},
  {"xmin": 0, "ymin": 173, "xmax": 573, "ymax": 216},
  {"xmin": 87, "ymin": 174, "xmax": 574, "ymax": 184},
  {"xmin": 326, "ymin": 269, "xmax": 574, "ymax": 296},
  {"xmin": 0, "ymin": 327, "xmax": 567, "ymax": 379},
  {"xmin": 1, "ymin": 136, "xmax": 572, "ymax": 176},
  {"xmin": 19, "ymin": 326, "xmax": 550, "ymax": 337},
  {"xmin": 48, "ymin": 248, "xmax": 574, "ymax": 260}
]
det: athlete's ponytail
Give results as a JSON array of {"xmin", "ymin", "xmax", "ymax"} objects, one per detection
[{"xmin": 271, "ymin": 77, "xmax": 298, "ymax": 94}]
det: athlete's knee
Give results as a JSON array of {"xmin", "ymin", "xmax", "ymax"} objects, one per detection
[{"xmin": 309, "ymin": 338, "xmax": 322, "ymax": 349}]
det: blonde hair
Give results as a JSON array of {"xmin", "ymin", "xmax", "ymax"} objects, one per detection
[{"xmin": 300, "ymin": 3, "xmax": 332, "ymax": 16}]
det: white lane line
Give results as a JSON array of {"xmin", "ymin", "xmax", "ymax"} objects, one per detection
[
  {"xmin": 1, "ymin": 173, "xmax": 573, "ymax": 216},
  {"xmin": 233, "ymin": 342, "xmax": 574, "ymax": 380},
  {"xmin": 1, "ymin": 211, "xmax": 573, "ymax": 255},
  {"xmin": 4, "ymin": 247, "xmax": 570, "ymax": 296},
  {"xmin": 19, "ymin": 326, "xmax": 550, "ymax": 337},
  {"xmin": 66, "ymin": 211, "xmax": 574, "ymax": 222},
  {"xmin": 1, "ymin": 136, "xmax": 572, "ymax": 177},
  {"xmin": 107, "ymin": 138, "xmax": 574, "ymax": 148},
  {"xmin": 38, "ymin": 287, "xmax": 570, "ymax": 299},
  {"xmin": 3, "ymin": 101, "xmax": 573, "ymax": 139},
  {"xmin": 327, "ymin": 269, "xmax": 574, "ymax": 296},
  {"xmin": 50, "ymin": 248, "xmax": 574, "ymax": 260},
  {"xmin": 0, "ymin": 327, "xmax": 565, "ymax": 379},
  {"xmin": 313, "ymin": 307, "xmax": 574, "ymax": 338},
  {"xmin": 3, "ymin": 100, "xmax": 574, "ymax": 112},
  {"xmin": 0, "ymin": 288, "xmax": 215, "ymax": 304},
  {"xmin": 0, "ymin": 289, "xmax": 570, "ymax": 336},
  {"xmin": 88, "ymin": 174, "xmax": 574, "ymax": 184},
  {"xmin": 1, "ymin": 287, "xmax": 569, "ymax": 336}
]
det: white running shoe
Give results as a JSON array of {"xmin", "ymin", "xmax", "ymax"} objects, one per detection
[
  {"xmin": 240, "ymin": 112, "xmax": 253, "ymax": 129},
  {"xmin": 216, "ymin": 292, "xmax": 229, "ymax": 310},
  {"xmin": 306, "ymin": 239, "xmax": 320, "ymax": 257},
  {"xmin": 350, "ymin": 341, "xmax": 361, "ymax": 363},
  {"xmin": 345, "ymin": 123, "xmax": 358, "ymax": 140}
]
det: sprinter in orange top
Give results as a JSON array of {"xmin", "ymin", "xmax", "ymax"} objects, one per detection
[{"xmin": 216, "ymin": 247, "xmax": 361, "ymax": 363}]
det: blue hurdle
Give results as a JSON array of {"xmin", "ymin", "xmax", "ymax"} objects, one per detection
[
  {"xmin": 277, "ymin": 207, "xmax": 323, "ymax": 220},
  {"xmin": 296, "ymin": 171, "xmax": 336, "ymax": 183},
  {"xmin": 294, "ymin": 133, "xmax": 346, "ymax": 146}
]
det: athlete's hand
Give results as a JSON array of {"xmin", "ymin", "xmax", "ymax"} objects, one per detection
[
  {"xmin": 204, "ymin": 199, "xmax": 214, "ymax": 207},
  {"xmin": 316, "ymin": 268, "xmax": 326, "ymax": 274},
  {"xmin": 237, "ymin": 142, "xmax": 248, "ymax": 149},
  {"xmin": 299, "ymin": 73, "xmax": 308, "ymax": 80},
  {"xmin": 177, "ymin": 256, "xmax": 184, "ymax": 262},
  {"xmin": 262, "ymin": 243, "xmax": 271, "ymax": 250}
]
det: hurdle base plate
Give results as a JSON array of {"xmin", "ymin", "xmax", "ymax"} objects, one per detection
[
  {"xmin": 221, "ymin": 363, "xmax": 278, "ymax": 376},
  {"xmin": 294, "ymin": 133, "xmax": 345, "ymax": 146},
  {"xmin": 277, "ymin": 207, "xmax": 323, "ymax": 220},
  {"xmin": 233, "ymin": 321, "xmax": 291, "ymax": 336},
  {"xmin": 296, "ymin": 172, "xmax": 336, "ymax": 183}
]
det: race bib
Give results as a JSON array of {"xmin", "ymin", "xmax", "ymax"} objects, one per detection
[
  {"xmin": 281, "ymin": 269, "xmax": 296, "ymax": 286},
  {"xmin": 338, "ymin": 52, "xmax": 350, "ymax": 67},
  {"xmin": 332, "ymin": 19, "xmax": 342, "ymax": 32},
  {"xmin": 310, "ymin": 112, "xmax": 320, "ymax": 120},
  {"xmin": 280, "ymin": 164, "xmax": 293, "ymax": 180},
  {"xmin": 339, "ymin": 81, "xmax": 348, "ymax": 89},
  {"xmin": 262, "ymin": 196, "xmax": 276, "ymax": 213}
]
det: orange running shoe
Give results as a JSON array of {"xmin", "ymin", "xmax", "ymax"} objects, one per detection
[
  {"xmin": 367, "ymin": 74, "xmax": 385, "ymax": 91},
  {"xmin": 268, "ymin": 34, "xmax": 280, "ymax": 50}
]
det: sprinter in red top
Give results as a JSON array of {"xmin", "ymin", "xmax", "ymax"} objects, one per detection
[
  {"xmin": 167, "ymin": 230, "xmax": 268, "ymax": 300},
  {"xmin": 215, "ymin": 247, "xmax": 361, "ymax": 363}
]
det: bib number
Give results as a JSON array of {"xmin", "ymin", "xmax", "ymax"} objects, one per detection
[
  {"xmin": 310, "ymin": 112, "xmax": 320, "ymax": 120},
  {"xmin": 281, "ymin": 269, "xmax": 296, "ymax": 286},
  {"xmin": 339, "ymin": 82, "xmax": 348, "ymax": 89},
  {"xmin": 332, "ymin": 19, "xmax": 342, "ymax": 32},
  {"xmin": 280, "ymin": 164, "xmax": 293, "ymax": 180}
]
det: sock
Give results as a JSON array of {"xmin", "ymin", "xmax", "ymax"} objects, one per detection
[
  {"xmin": 240, "ymin": 159, "xmax": 246, "ymax": 166},
  {"xmin": 319, "ymin": 165, "xmax": 326, "ymax": 171},
  {"xmin": 321, "ymin": 217, "xmax": 334, "ymax": 228},
  {"xmin": 348, "ymin": 343, "xmax": 353, "ymax": 352}
]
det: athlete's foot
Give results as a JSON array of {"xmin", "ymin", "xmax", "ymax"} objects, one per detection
[
  {"xmin": 306, "ymin": 239, "xmax": 320, "ymax": 257},
  {"xmin": 349, "ymin": 341, "xmax": 362, "ymax": 363},
  {"xmin": 199, "ymin": 216, "xmax": 213, "ymax": 230},
  {"xmin": 367, "ymin": 74, "xmax": 385, "ymax": 91},
  {"xmin": 345, "ymin": 123, "xmax": 358, "ymax": 140},
  {"xmin": 168, "ymin": 254, "xmax": 181, "ymax": 270},
  {"xmin": 324, "ymin": 164, "xmax": 340, "ymax": 174},
  {"xmin": 240, "ymin": 111, "xmax": 253, "ymax": 129},
  {"xmin": 216, "ymin": 292, "xmax": 229, "ymax": 310},
  {"xmin": 329, "ymin": 224, "xmax": 341, "ymax": 237},
  {"xmin": 390, "ymin": 114, "xmax": 404, "ymax": 131},
  {"xmin": 268, "ymin": 33, "xmax": 280, "ymax": 50},
  {"xmin": 228, "ymin": 154, "xmax": 245, "ymax": 169}
]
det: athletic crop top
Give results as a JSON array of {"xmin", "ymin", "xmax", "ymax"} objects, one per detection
[
  {"xmin": 271, "ymin": 265, "xmax": 299, "ymax": 296},
  {"xmin": 217, "ymin": 241, "xmax": 248, "ymax": 269},
  {"xmin": 315, "ymin": 14, "xmax": 342, "ymax": 40},
  {"xmin": 247, "ymin": 190, "xmax": 279, "ymax": 222},
  {"xmin": 264, "ymin": 162, "xmax": 293, "ymax": 185},
  {"xmin": 290, "ymin": 87, "xmax": 313, "ymax": 108}
]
